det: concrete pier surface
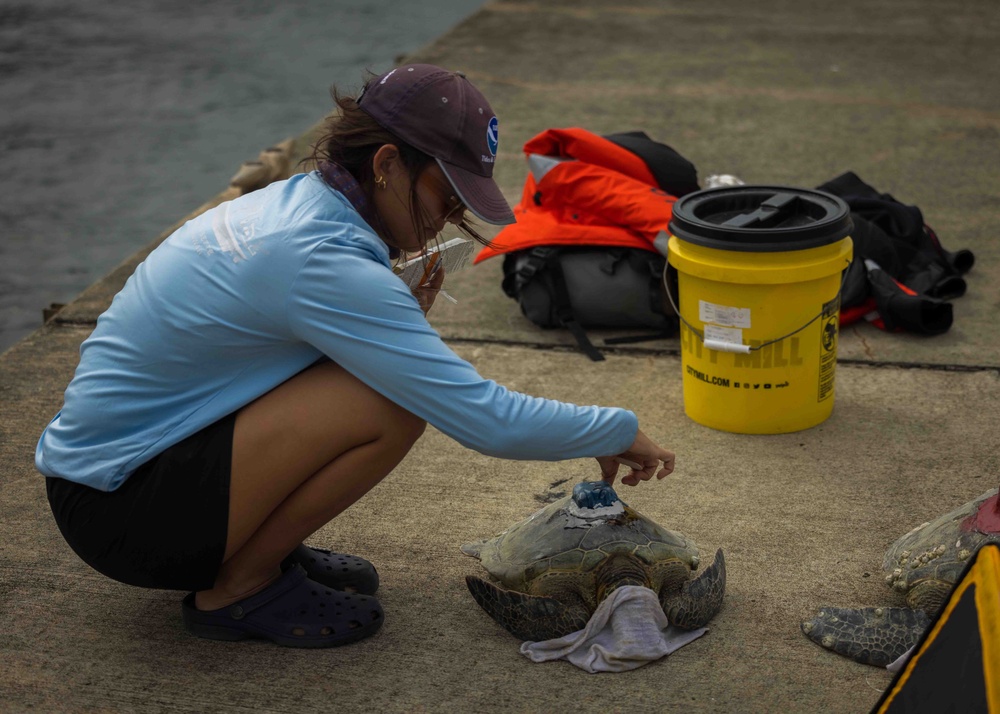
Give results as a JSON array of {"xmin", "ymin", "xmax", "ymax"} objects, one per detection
[{"xmin": 2, "ymin": 1, "xmax": 998, "ymax": 712}]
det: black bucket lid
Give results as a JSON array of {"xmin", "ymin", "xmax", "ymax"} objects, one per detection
[{"xmin": 669, "ymin": 186, "xmax": 853, "ymax": 252}]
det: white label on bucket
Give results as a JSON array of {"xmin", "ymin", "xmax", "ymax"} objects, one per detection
[
  {"xmin": 699, "ymin": 300, "xmax": 751, "ymax": 328},
  {"xmin": 704, "ymin": 324, "xmax": 744, "ymax": 345}
]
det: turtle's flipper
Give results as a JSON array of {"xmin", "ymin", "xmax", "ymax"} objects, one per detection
[
  {"xmin": 801, "ymin": 606, "xmax": 931, "ymax": 667},
  {"xmin": 465, "ymin": 576, "xmax": 590, "ymax": 641},
  {"xmin": 660, "ymin": 548, "xmax": 726, "ymax": 629},
  {"xmin": 460, "ymin": 540, "xmax": 486, "ymax": 558}
]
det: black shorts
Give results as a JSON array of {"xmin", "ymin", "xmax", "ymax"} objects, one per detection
[{"xmin": 46, "ymin": 412, "xmax": 235, "ymax": 592}]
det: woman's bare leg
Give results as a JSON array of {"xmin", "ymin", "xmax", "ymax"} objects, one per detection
[{"xmin": 195, "ymin": 360, "xmax": 425, "ymax": 610}]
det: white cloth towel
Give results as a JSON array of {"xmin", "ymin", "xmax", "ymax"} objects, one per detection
[{"xmin": 519, "ymin": 585, "xmax": 708, "ymax": 673}]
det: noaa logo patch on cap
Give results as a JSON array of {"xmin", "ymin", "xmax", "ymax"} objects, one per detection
[{"xmin": 486, "ymin": 117, "xmax": 499, "ymax": 156}]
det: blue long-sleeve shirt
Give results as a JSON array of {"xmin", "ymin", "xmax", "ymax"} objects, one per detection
[{"xmin": 36, "ymin": 171, "xmax": 638, "ymax": 491}]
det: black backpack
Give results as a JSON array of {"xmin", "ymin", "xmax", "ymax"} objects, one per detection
[
  {"xmin": 498, "ymin": 130, "xmax": 697, "ymax": 360},
  {"xmin": 501, "ymin": 246, "xmax": 677, "ymax": 361}
]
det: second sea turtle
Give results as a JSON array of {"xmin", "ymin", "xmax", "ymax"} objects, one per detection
[{"xmin": 802, "ymin": 486, "xmax": 1000, "ymax": 666}]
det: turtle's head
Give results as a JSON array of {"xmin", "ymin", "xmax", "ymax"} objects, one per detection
[{"xmin": 572, "ymin": 481, "xmax": 619, "ymax": 510}]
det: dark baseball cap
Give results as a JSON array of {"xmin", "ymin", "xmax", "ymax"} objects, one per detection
[{"xmin": 357, "ymin": 64, "xmax": 515, "ymax": 226}]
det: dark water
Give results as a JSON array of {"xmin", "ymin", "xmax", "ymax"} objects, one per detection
[{"xmin": 0, "ymin": 0, "xmax": 485, "ymax": 353}]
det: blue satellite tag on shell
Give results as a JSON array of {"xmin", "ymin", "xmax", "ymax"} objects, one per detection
[{"xmin": 572, "ymin": 481, "xmax": 620, "ymax": 510}]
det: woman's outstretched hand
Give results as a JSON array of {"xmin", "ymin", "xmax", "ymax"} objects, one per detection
[{"xmin": 596, "ymin": 428, "xmax": 676, "ymax": 486}]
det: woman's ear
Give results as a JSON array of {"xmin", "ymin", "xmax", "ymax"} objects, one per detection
[{"xmin": 371, "ymin": 144, "xmax": 401, "ymax": 182}]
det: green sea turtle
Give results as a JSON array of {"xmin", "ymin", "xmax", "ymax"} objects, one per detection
[
  {"xmin": 802, "ymin": 486, "xmax": 1000, "ymax": 667},
  {"xmin": 461, "ymin": 480, "xmax": 726, "ymax": 641}
]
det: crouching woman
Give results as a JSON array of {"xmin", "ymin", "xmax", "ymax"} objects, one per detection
[{"xmin": 36, "ymin": 64, "xmax": 675, "ymax": 648}]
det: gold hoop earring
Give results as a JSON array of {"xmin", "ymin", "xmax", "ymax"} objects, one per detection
[{"xmin": 375, "ymin": 175, "xmax": 387, "ymax": 190}]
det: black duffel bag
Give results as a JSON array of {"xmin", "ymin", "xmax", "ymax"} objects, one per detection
[{"xmin": 501, "ymin": 245, "xmax": 677, "ymax": 361}]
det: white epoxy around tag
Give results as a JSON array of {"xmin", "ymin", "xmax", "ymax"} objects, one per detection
[{"xmin": 565, "ymin": 500, "xmax": 625, "ymax": 522}]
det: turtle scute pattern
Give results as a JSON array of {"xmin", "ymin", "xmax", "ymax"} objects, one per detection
[
  {"xmin": 802, "ymin": 606, "xmax": 931, "ymax": 668},
  {"xmin": 464, "ymin": 575, "xmax": 590, "ymax": 642}
]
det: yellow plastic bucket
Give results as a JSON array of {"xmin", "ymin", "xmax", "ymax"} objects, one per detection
[{"xmin": 666, "ymin": 187, "xmax": 854, "ymax": 434}]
